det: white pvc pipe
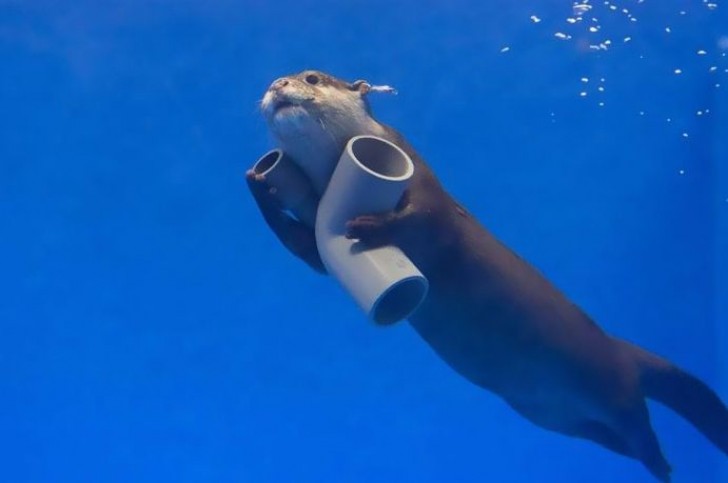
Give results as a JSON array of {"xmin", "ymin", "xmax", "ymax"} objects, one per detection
[
  {"xmin": 315, "ymin": 136, "xmax": 429, "ymax": 325},
  {"xmin": 252, "ymin": 149, "xmax": 319, "ymax": 227}
]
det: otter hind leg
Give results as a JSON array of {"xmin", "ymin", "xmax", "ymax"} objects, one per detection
[
  {"xmin": 612, "ymin": 404, "xmax": 672, "ymax": 483},
  {"xmin": 572, "ymin": 421, "xmax": 632, "ymax": 458},
  {"xmin": 573, "ymin": 419, "xmax": 672, "ymax": 481},
  {"xmin": 508, "ymin": 399, "xmax": 670, "ymax": 481},
  {"xmin": 635, "ymin": 346, "xmax": 728, "ymax": 455}
]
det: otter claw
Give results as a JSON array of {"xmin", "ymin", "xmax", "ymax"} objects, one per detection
[
  {"xmin": 345, "ymin": 213, "xmax": 395, "ymax": 244},
  {"xmin": 245, "ymin": 169, "xmax": 265, "ymax": 183},
  {"xmin": 246, "ymin": 169, "xmax": 282, "ymax": 208}
]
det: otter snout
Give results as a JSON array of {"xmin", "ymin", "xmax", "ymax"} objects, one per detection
[
  {"xmin": 260, "ymin": 76, "xmax": 316, "ymax": 120},
  {"xmin": 270, "ymin": 77, "xmax": 290, "ymax": 91}
]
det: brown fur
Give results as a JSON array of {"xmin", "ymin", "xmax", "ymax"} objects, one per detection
[{"xmin": 248, "ymin": 71, "xmax": 728, "ymax": 482}]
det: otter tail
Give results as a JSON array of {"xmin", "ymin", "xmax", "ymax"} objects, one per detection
[{"xmin": 632, "ymin": 344, "xmax": 728, "ymax": 456}]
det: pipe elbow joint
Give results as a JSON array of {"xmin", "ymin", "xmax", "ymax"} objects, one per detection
[{"xmin": 315, "ymin": 136, "xmax": 428, "ymax": 325}]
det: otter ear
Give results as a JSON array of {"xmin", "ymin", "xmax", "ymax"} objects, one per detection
[{"xmin": 349, "ymin": 80, "xmax": 371, "ymax": 95}]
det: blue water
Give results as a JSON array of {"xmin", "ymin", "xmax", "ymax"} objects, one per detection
[{"xmin": 1, "ymin": 1, "xmax": 726, "ymax": 482}]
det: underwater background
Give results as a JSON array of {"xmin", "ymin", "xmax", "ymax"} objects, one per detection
[{"xmin": 1, "ymin": 0, "xmax": 726, "ymax": 482}]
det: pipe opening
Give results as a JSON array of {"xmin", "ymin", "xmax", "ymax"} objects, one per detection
[
  {"xmin": 254, "ymin": 150, "xmax": 283, "ymax": 176},
  {"xmin": 350, "ymin": 137, "xmax": 412, "ymax": 180},
  {"xmin": 371, "ymin": 277, "xmax": 428, "ymax": 325}
]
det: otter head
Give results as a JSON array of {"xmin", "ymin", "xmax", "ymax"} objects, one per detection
[{"xmin": 260, "ymin": 70, "xmax": 392, "ymax": 169}]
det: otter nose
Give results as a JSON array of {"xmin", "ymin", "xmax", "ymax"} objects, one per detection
[{"xmin": 270, "ymin": 78, "xmax": 289, "ymax": 91}]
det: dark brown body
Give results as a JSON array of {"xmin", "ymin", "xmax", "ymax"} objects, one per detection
[{"xmin": 248, "ymin": 71, "xmax": 728, "ymax": 482}]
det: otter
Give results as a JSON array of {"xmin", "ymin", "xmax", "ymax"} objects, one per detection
[{"xmin": 246, "ymin": 70, "xmax": 728, "ymax": 482}]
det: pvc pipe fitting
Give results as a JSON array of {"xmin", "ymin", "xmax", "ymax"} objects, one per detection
[{"xmin": 315, "ymin": 136, "xmax": 429, "ymax": 325}]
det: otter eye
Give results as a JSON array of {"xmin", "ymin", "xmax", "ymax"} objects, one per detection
[{"xmin": 304, "ymin": 74, "xmax": 320, "ymax": 85}]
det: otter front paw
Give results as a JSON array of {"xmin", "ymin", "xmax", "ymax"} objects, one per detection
[
  {"xmin": 246, "ymin": 169, "xmax": 281, "ymax": 210},
  {"xmin": 246, "ymin": 169, "xmax": 326, "ymax": 274},
  {"xmin": 345, "ymin": 212, "xmax": 398, "ymax": 247}
]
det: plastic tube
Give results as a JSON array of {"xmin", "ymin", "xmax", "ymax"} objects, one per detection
[
  {"xmin": 315, "ymin": 136, "xmax": 429, "ymax": 325},
  {"xmin": 252, "ymin": 149, "xmax": 319, "ymax": 227}
]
